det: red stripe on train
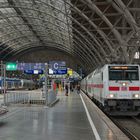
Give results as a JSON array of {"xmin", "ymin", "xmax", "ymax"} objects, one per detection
[
  {"xmin": 88, "ymin": 84, "xmax": 103, "ymax": 88},
  {"xmin": 109, "ymin": 86, "xmax": 120, "ymax": 91},
  {"xmin": 129, "ymin": 87, "xmax": 139, "ymax": 91}
]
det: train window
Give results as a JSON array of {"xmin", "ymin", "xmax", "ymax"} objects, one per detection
[
  {"xmin": 88, "ymin": 87, "xmax": 91, "ymax": 93},
  {"xmin": 101, "ymin": 72, "xmax": 103, "ymax": 80},
  {"xmin": 124, "ymin": 70, "xmax": 139, "ymax": 80},
  {"xmin": 109, "ymin": 66, "xmax": 139, "ymax": 81},
  {"xmin": 109, "ymin": 70, "xmax": 122, "ymax": 80}
]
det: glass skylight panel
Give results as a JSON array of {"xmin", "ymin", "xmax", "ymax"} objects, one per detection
[
  {"xmin": 0, "ymin": 0, "xmax": 72, "ymax": 55},
  {"xmin": 1, "ymin": 7, "xmax": 15, "ymax": 13},
  {"xmin": 23, "ymin": 0, "xmax": 32, "ymax": 4},
  {"xmin": 40, "ymin": 0, "xmax": 47, "ymax": 2},
  {"xmin": 0, "ymin": 0, "xmax": 7, "ymax": 2},
  {"xmin": 15, "ymin": 24, "xmax": 29, "ymax": 31},
  {"xmin": 7, "ymin": 17, "xmax": 18, "ymax": 23},
  {"xmin": 0, "ymin": 18, "xmax": 6, "ymax": 24},
  {"xmin": 0, "ymin": 8, "xmax": 7, "ymax": 13}
]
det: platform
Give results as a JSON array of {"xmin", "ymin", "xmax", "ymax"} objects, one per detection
[{"xmin": 0, "ymin": 90, "xmax": 129, "ymax": 140}]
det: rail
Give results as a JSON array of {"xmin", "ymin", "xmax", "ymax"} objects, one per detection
[{"xmin": 111, "ymin": 117, "xmax": 140, "ymax": 140}]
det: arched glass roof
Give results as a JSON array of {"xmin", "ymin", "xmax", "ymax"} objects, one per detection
[{"xmin": 0, "ymin": 0, "xmax": 140, "ymax": 73}]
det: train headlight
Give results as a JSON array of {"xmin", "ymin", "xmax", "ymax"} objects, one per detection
[
  {"xmin": 109, "ymin": 94, "xmax": 114, "ymax": 98},
  {"xmin": 134, "ymin": 94, "xmax": 139, "ymax": 98},
  {"xmin": 122, "ymin": 83, "xmax": 126, "ymax": 86}
]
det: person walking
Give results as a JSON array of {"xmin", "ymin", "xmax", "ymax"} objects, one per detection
[
  {"xmin": 65, "ymin": 84, "xmax": 69, "ymax": 96},
  {"xmin": 70, "ymin": 83, "xmax": 73, "ymax": 92},
  {"xmin": 77, "ymin": 84, "xmax": 80, "ymax": 94}
]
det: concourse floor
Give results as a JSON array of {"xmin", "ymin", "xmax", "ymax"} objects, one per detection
[{"xmin": 0, "ymin": 91, "xmax": 95, "ymax": 140}]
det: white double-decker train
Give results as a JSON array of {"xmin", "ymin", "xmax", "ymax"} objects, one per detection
[{"xmin": 81, "ymin": 64, "xmax": 140, "ymax": 116}]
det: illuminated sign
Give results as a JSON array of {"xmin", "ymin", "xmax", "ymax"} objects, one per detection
[
  {"xmin": 49, "ymin": 61, "xmax": 67, "ymax": 75},
  {"xmin": 111, "ymin": 66, "xmax": 128, "ymax": 69},
  {"xmin": 48, "ymin": 69, "xmax": 67, "ymax": 75},
  {"xmin": 110, "ymin": 66, "xmax": 138, "ymax": 70},
  {"xmin": 6, "ymin": 62, "xmax": 17, "ymax": 71},
  {"xmin": 17, "ymin": 63, "xmax": 46, "ymax": 71},
  {"xmin": 68, "ymin": 69, "xmax": 73, "ymax": 75},
  {"xmin": 24, "ymin": 69, "xmax": 43, "ymax": 74}
]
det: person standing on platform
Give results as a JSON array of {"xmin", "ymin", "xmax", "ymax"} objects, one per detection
[
  {"xmin": 77, "ymin": 84, "xmax": 80, "ymax": 94},
  {"xmin": 70, "ymin": 83, "xmax": 73, "ymax": 92},
  {"xmin": 65, "ymin": 84, "xmax": 69, "ymax": 96}
]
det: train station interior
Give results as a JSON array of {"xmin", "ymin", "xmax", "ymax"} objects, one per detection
[{"xmin": 0, "ymin": 0, "xmax": 140, "ymax": 140}]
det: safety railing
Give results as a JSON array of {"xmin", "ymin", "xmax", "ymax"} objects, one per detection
[
  {"xmin": 4, "ymin": 92, "xmax": 29, "ymax": 105},
  {"xmin": 0, "ymin": 88, "xmax": 59, "ymax": 107}
]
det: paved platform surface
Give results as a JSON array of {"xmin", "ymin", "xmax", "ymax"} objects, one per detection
[
  {"xmin": 81, "ymin": 92, "xmax": 129, "ymax": 140},
  {"xmin": 0, "ymin": 91, "xmax": 95, "ymax": 140}
]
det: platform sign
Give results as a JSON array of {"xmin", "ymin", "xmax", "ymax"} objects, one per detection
[
  {"xmin": 33, "ymin": 70, "xmax": 43, "ymax": 74},
  {"xmin": 49, "ymin": 61, "xmax": 67, "ymax": 75},
  {"xmin": 17, "ymin": 63, "xmax": 46, "ymax": 71},
  {"xmin": 48, "ymin": 69, "xmax": 54, "ymax": 75},
  {"xmin": 24, "ymin": 70, "xmax": 33, "ymax": 74},
  {"xmin": 6, "ymin": 62, "xmax": 17, "ymax": 71},
  {"xmin": 53, "ymin": 69, "xmax": 67, "ymax": 75},
  {"xmin": 48, "ymin": 68, "xmax": 67, "ymax": 75},
  {"xmin": 24, "ymin": 69, "xmax": 43, "ymax": 74},
  {"xmin": 49, "ymin": 61, "xmax": 66, "ymax": 70},
  {"xmin": 68, "ymin": 69, "xmax": 73, "ymax": 76}
]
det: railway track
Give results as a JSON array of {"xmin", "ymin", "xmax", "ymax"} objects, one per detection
[
  {"xmin": 111, "ymin": 116, "xmax": 140, "ymax": 140},
  {"xmin": 132, "ymin": 116, "xmax": 140, "ymax": 125}
]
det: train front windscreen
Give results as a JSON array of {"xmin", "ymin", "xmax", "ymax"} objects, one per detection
[{"xmin": 109, "ymin": 66, "xmax": 139, "ymax": 81}]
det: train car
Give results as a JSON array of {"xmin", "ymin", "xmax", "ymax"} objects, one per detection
[
  {"xmin": 6, "ymin": 78, "xmax": 21, "ymax": 90},
  {"xmin": 81, "ymin": 64, "xmax": 140, "ymax": 116},
  {"xmin": 20, "ymin": 79, "xmax": 35, "ymax": 90},
  {"xmin": 0, "ymin": 77, "xmax": 35, "ymax": 93},
  {"xmin": 0, "ymin": 77, "xmax": 3, "ymax": 93}
]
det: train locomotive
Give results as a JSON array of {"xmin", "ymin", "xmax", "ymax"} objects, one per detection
[{"xmin": 81, "ymin": 64, "xmax": 140, "ymax": 116}]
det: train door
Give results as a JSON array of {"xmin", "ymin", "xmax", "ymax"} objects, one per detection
[{"xmin": 101, "ymin": 66, "xmax": 110, "ymax": 106}]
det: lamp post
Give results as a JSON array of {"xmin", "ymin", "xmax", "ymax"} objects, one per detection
[
  {"xmin": 0, "ymin": 62, "xmax": 6, "ymax": 106},
  {"xmin": 3, "ymin": 64, "xmax": 6, "ymax": 105},
  {"xmin": 44, "ymin": 63, "xmax": 48, "ymax": 106}
]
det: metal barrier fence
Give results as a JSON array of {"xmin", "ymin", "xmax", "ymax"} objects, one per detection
[
  {"xmin": 1, "ymin": 89, "xmax": 58, "ymax": 106},
  {"xmin": 48, "ymin": 90, "xmax": 57, "ymax": 106},
  {"xmin": 4, "ymin": 92, "xmax": 29, "ymax": 105},
  {"xmin": 1, "ymin": 90, "xmax": 45, "ymax": 106}
]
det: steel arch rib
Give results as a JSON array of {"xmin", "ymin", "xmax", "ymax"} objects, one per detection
[
  {"xmin": 2, "ymin": 1, "xmax": 116, "ymax": 61},
  {"xmin": 0, "ymin": 3, "xmax": 103, "ymax": 62},
  {"xmin": 11, "ymin": 47, "xmax": 87, "ymax": 71},
  {"xmin": 3, "ymin": 38, "xmax": 95, "ymax": 69},
  {"xmin": 112, "ymin": 0, "xmax": 139, "ymax": 32},
  {"xmin": 72, "ymin": 18, "xmax": 107, "ymax": 60},
  {"xmin": 82, "ymin": 0, "xmax": 129, "ymax": 62},
  {"xmin": 0, "ymin": 27, "xmax": 98, "ymax": 66},
  {"xmin": 112, "ymin": 0, "xmax": 140, "ymax": 63},
  {"xmin": 0, "ymin": 14, "xmax": 101, "ymax": 65},
  {"xmin": 0, "ymin": 14, "xmax": 104, "ymax": 64},
  {"xmin": 73, "ymin": 28, "xmax": 102, "ymax": 64},
  {"xmin": 70, "ymin": 4, "xmax": 117, "ymax": 59},
  {"xmin": 1, "ymin": 0, "xmax": 129, "ymax": 63},
  {"xmin": 2, "ymin": 36, "xmax": 95, "ymax": 68},
  {"xmin": 7, "ymin": 43, "xmax": 92, "ymax": 69},
  {"xmin": 83, "ymin": 0, "xmax": 122, "ymax": 43}
]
